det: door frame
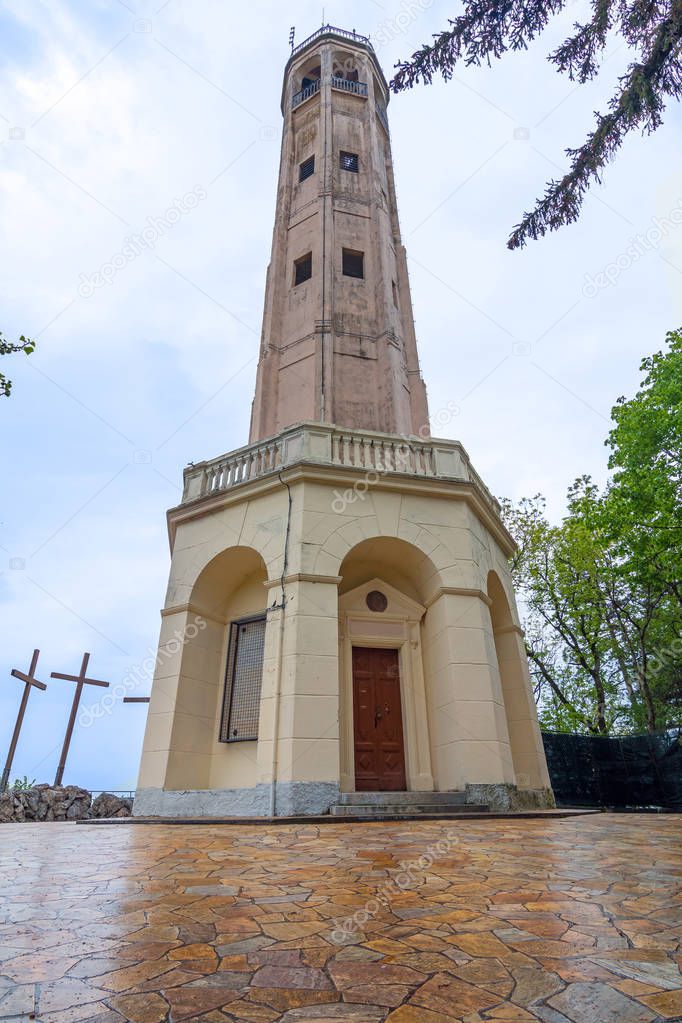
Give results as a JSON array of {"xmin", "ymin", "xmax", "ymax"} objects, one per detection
[
  {"xmin": 339, "ymin": 579, "xmax": 435, "ymax": 794},
  {"xmin": 352, "ymin": 644, "xmax": 407, "ymax": 792}
]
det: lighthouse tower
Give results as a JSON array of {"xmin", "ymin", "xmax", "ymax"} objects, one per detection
[{"xmin": 134, "ymin": 26, "xmax": 553, "ymax": 817}]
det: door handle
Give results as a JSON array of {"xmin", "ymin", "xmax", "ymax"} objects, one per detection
[{"xmin": 374, "ymin": 707, "xmax": 382, "ymax": 728}]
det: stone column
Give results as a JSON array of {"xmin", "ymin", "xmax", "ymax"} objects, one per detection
[
  {"xmin": 135, "ymin": 606, "xmax": 223, "ymax": 808},
  {"xmin": 492, "ymin": 624, "xmax": 551, "ymax": 790},
  {"xmin": 422, "ymin": 591, "xmax": 516, "ymax": 791},
  {"xmin": 258, "ymin": 575, "xmax": 341, "ymax": 815}
]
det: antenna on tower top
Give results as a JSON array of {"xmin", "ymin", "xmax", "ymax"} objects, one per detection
[{"xmin": 289, "ymin": 26, "xmax": 295, "ymax": 50}]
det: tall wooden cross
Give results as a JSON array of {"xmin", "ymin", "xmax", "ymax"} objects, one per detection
[
  {"xmin": 1, "ymin": 649, "xmax": 46, "ymax": 793},
  {"xmin": 51, "ymin": 653, "xmax": 109, "ymax": 787}
]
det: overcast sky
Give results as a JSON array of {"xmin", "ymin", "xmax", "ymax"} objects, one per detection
[{"xmin": 1, "ymin": 0, "xmax": 680, "ymax": 791}]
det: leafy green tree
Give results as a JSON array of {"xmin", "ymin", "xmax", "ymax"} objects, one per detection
[
  {"xmin": 502, "ymin": 491, "xmax": 622, "ymax": 735},
  {"xmin": 1, "ymin": 332, "xmax": 35, "ymax": 397},
  {"xmin": 501, "ymin": 326, "xmax": 682, "ymax": 736},
  {"xmin": 391, "ymin": 2, "xmax": 682, "ymax": 248},
  {"xmin": 503, "ymin": 483, "xmax": 681, "ymax": 734},
  {"xmin": 606, "ymin": 329, "xmax": 682, "ymax": 609}
]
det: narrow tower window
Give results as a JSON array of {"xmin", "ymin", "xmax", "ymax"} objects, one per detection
[
  {"xmin": 220, "ymin": 614, "xmax": 266, "ymax": 742},
  {"xmin": 340, "ymin": 151, "xmax": 359, "ymax": 173},
  {"xmin": 294, "ymin": 252, "xmax": 312, "ymax": 286},
  {"xmin": 392, "ymin": 280, "xmax": 399, "ymax": 307},
  {"xmin": 299, "ymin": 155, "xmax": 315, "ymax": 182},
  {"xmin": 342, "ymin": 248, "xmax": 364, "ymax": 279}
]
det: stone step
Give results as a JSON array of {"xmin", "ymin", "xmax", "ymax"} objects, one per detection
[
  {"xmin": 337, "ymin": 790, "xmax": 468, "ymax": 806},
  {"xmin": 329, "ymin": 803, "xmax": 489, "ymax": 817}
]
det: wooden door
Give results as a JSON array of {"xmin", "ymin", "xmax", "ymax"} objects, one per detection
[{"xmin": 352, "ymin": 647, "xmax": 406, "ymax": 791}]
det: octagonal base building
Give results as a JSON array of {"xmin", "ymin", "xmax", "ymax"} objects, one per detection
[{"xmin": 134, "ymin": 26, "xmax": 553, "ymax": 817}]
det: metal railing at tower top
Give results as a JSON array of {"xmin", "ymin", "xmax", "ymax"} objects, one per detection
[
  {"xmin": 292, "ymin": 78, "xmax": 321, "ymax": 109},
  {"xmin": 290, "ymin": 25, "xmax": 372, "ymax": 58},
  {"xmin": 330, "ymin": 76, "xmax": 368, "ymax": 96},
  {"xmin": 292, "ymin": 75, "xmax": 369, "ymax": 108}
]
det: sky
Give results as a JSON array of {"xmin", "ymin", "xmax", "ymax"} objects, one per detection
[{"xmin": 1, "ymin": 0, "xmax": 680, "ymax": 791}]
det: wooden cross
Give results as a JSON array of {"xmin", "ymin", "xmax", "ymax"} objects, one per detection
[
  {"xmin": 51, "ymin": 653, "xmax": 109, "ymax": 787},
  {"xmin": 1, "ymin": 649, "xmax": 47, "ymax": 792}
]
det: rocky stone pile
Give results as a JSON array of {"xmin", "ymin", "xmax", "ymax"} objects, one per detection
[{"xmin": 0, "ymin": 785, "xmax": 133, "ymax": 822}]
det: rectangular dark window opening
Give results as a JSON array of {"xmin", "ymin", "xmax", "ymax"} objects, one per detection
[
  {"xmin": 342, "ymin": 248, "xmax": 364, "ymax": 279},
  {"xmin": 392, "ymin": 280, "xmax": 399, "ymax": 307},
  {"xmin": 294, "ymin": 251, "xmax": 312, "ymax": 286},
  {"xmin": 220, "ymin": 614, "xmax": 266, "ymax": 742},
  {"xmin": 340, "ymin": 151, "xmax": 359, "ymax": 173},
  {"xmin": 299, "ymin": 155, "xmax": 315, "ymax": 182}
]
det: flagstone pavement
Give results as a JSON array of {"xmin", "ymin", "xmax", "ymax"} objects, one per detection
[{"xmin": 0, "ymin": 814, "xmax": 680, "ymax": 1023}]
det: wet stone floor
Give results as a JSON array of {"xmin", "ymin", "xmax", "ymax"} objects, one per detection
[{"xmin": 0, "ymin": 815, "xmax": 681, "ymax": 1023}]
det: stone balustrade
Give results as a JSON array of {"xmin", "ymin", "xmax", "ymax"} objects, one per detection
[{"xmin": 181, "ymin": 422, "xmax": 500, "ymax": 513}]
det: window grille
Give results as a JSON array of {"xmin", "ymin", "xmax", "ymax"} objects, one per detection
[
  {"xmin": 342, "ymin": 248, "xmax": 364, "ymax": 279},
  {"xmin": 294, "ymin": 252, "xmax": 313, "ymax": 285},
  {"xmin": 299, "ymin": 155, "xmax": 315, "ymax": 182},
  {"xmin": 340, "ymin": 151, "xmax": 359, "ymax": 173},
  {"xmin": 220, "ymin": 615, "xmax": 266, "ymax": 742}
]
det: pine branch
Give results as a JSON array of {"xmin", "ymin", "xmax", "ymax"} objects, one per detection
[
  {"xmin": 391, "ymin": 0, "xmax": 565, "ymax": 90},
  {"xmin": 390, "ymin": 0, "xmax": 682, "ymax": 247},
  {"xmin": 508, "ymin": 4, "xmax": 682, "ymax": 247}
]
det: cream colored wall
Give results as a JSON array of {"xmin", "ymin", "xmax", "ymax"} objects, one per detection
[
  {"xmin": 138, "ymin": 469, "xmax": 551, "ymax": 798},
  {"xmin": 421, "ymin": 592, "xmax": 516, "ymax": 791},
  {"xmin": 259, "ymin": 577, "xmax": 340, "ymax": 787}
]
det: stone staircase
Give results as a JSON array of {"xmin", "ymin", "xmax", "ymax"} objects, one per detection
[{"xmin": 329, "ymin": 791, "xmax": 489, "ymax": 818}]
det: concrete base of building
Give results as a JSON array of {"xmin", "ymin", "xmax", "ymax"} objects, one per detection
[
  {"xmin": 133, "ymin": 781, "xmax": 340, "ymax": 818},
  {"xmin": 133, "ymin": 782, "xmax": 556, "ymax": 818},
  {"xmin": 465, "ymin": 783, "xmax": 556, "ymax": 811}
]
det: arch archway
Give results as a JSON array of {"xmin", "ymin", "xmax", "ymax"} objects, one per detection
[
  {"xmin": 487, "ymin": 570, "xmax": 548, "ymax": 790},
  {"xmin": 162, "ymin": 546, "xmax": 269, "ymax": 791},
  {"xmin": 339, "ymin": 535, "xmax": 440, "ymax": 606},
  {"xmin": 338, "ymin": 538, "xmax": 439, "ymax": 793}
]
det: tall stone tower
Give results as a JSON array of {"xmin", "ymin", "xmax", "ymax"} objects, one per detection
[
  {"xmin": 249, "ymin": 29, "xmax": 429, "ymax": 442},
  {"xmin": 134, "ymin": 26, "xmax": 553, "ymax": 818}
]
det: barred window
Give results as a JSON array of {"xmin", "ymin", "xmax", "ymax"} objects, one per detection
[
  {"xmin": 220, "ymin": 615, "xmax": 266, "ymax": 742},
  {"xmin": 340, "ymin": 151, "xmax": 359, "ymax": 173},
  {"xmin": 299, "ymin": 155, "xmax": 315, "ymax": 182}
]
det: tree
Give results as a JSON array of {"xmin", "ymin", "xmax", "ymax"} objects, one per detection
[
  {"xmin": 501, "ymin": 329, "xmax": 682, "ymax": 734},
  {"xmin": 503, "ymin": 482, "xmax": 681, "ymax": 734},
  {"xmin": 606, "ymin": 328, "xmax": 682, "ymax": 608},
  {"xmin": 391, "ymin": 1, "xmax": 682, "ymax": 248},
  {"xmin": 0, "ymin": 332, "xmax": 35, "ymax": 397}
]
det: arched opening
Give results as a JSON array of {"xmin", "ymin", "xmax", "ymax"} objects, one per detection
[
  {"xmin": 164, "ymin": 546, "xmax": 268, "ymax": 791},
  {"xmin": 338, "ymin": 538, "xmax": 439, "ymax": 793},
  {"xmin": 487, "ymin": 570, "xmax": 546, "ymax": 790},
  {"xmin": 298, "ymin": 55, "xmax": 322, "ymax": 91},
  {"xmin": 332, "ymin": 50, "xmax": 359, "ymax": 81},
  {"xmin": 339, "ymin": 535, "xmax": 439, "ymax": 606}
]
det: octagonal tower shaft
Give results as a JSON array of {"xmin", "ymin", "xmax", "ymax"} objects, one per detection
[{"xmin": 249, "ymin": 27, "xmax": 430, "ymax": 443}]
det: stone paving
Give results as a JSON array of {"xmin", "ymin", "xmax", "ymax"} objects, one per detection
[{"xmin": 0, "ymin": 814, "xmax": 680, "ymax": 1023}]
